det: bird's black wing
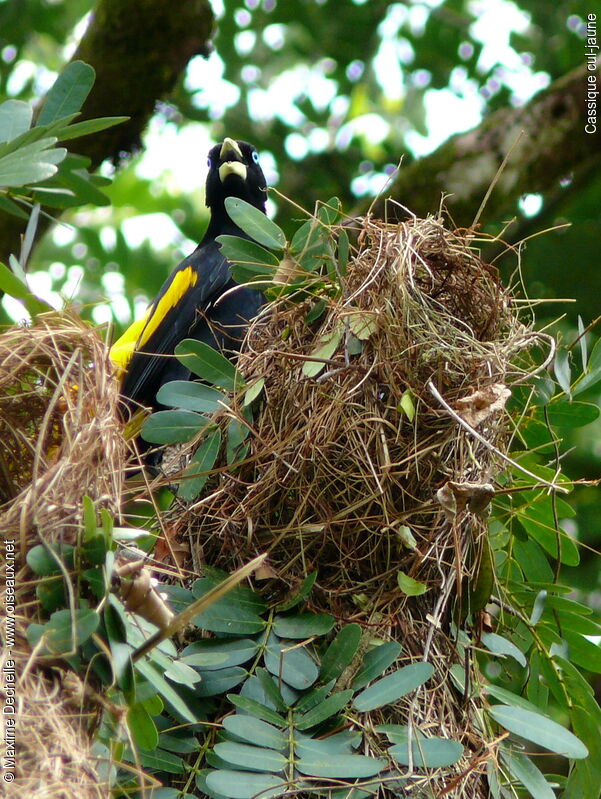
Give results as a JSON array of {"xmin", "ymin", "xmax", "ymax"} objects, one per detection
[{"xmin": 113, "ymin": 239, "xmax": 232, "ymax": 409}]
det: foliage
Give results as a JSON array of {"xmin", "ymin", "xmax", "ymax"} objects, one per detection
[
  {"xmin": 0, "ymin": 60, "xmax": 126, "ymax": 314},
  {"xmin": 127, "ymin": 201, "xmax": 601, "ymax": 798},
  {"xmin": 25, "ymin": 496, "xmax": 599, "ymax": 799}
]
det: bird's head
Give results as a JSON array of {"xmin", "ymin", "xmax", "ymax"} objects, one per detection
[{"xmin": 205, "ymin": 138, "xmax": 267, "ymax": 214}]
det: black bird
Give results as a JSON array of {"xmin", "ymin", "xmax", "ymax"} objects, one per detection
[{"xmin": 110, "ymin": 138, "xmax": 267, "ymax": 414}]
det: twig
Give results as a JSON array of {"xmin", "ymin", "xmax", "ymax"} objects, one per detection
[{"xmin": 427, "ymin": 380, "xmax": 568, "ymax": 494}]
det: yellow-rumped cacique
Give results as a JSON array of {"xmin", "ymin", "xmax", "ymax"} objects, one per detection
[{"xmin": 110, "ymin": 138, "xmax": 267, "ymax": 415}]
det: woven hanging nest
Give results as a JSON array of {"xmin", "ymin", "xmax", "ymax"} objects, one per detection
[
  {"xmin": 169, "ymin": 213, "xmax": 535, "ymax": 798},
  {"xmin": 0, "ymin": 312, "xmax": 124, "ymax": 541},
  {"xmin": 0, "ymin": 312, "xmax": 125, "ymax": 798},
  {"xmin": 176, "ymin": 214, "xmax": 525, "ymax": 593}
]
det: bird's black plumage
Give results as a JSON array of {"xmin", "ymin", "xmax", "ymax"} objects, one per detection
[{"xmin": 110, "ymin": 138, "xmax": 267, "ymax": 413}]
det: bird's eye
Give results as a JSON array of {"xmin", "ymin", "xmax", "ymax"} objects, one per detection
[
  {"xmin": 251, "ymin": 151, "xmax": 260, "ymax": 164},
  {"xmin": 207, "ymin": 157, "xmax": 211, "ymax": 167}
]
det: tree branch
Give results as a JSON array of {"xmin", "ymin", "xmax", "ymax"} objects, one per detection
[
  {"xmin": 372, "ymin": 61, "xmax": 601, "ymax": 227},
  {"xmin": 0, "ymin": 0, "xmax": 215, "ymax": 263},
  {"xmin": 71, "ymin": 0, "xmax": 215, "ymax": 167}
]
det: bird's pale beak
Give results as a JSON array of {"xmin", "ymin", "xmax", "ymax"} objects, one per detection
[
  {"xmin": 220, "ymin": 138, "xmax": 243, "ymax": 160},
  {"xmin": 219, "ymin": 138, "xmax": 247, "ymax": 182}
]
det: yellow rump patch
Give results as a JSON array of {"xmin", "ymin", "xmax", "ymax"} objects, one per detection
[{"xmin": 109, "ymin": 266, "xmax": 198, "ymax": 378}]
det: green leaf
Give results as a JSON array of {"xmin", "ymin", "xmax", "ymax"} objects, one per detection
[
  {"xmin": 82, "ymin": 494, "xmax": 97, "ymax": 540},
  {"xmin": 157, "ymin": 731, "xmax": 199, "ymax": 755},
  {"xmin": 0, "ymin": 261, "xmax": 50, "ymax": 316},
  {"xmin": 516, "ymin": 502, "xmax": 579, "ymax": 566},
  {"xmin": 226, "ymin": 414, "xmax": 251, "ymax": 465},
  {"xmin": 351, "ymin": 641, "xmax": 402, "ymax": 690},
  {"xmin": 227, "ymin": 694, "xmax": 286, "ymax": 727},
  {"xmin": 500, "ymin": 749, "xmax": 556, "ymax": 799},
  {"xmin": 481, "ymin": 632, "xmax": 527, "ymax": 667},
  {"xmin": 223, "ymin": 715, "xmax": 287, "ymax": 750},
  {"xmin": 513, "ymin": 538, "xmax": 554, "ymax": 583},
  {"xmin": 156, "ymin": 380, "xmax": 227, "ymax": 413},
  {"xmin": 217, "ymin": 234, "xmax": 280, "ymax": 267},
  {"xmin": 131, "ymin": 747, "xmax": 185, "ymax": 774},
  {"xmin": 272, "ymin": 612, "xmax": 335, "ymax": 639},
  {"xmin": 26, "ymin": 543, "xmax": 73, "ymax": 575},
  {"xmin": 399, "ymin": 390, "xmax": 416, "ymax": 421},
  {"xmin": 105, "ymin": 603, "xmax": 134, "ymax": 698},
  {"xmin": 305, "ymin": 298, "xmax": 328, "ymax": 324},
  {"xmin": 217, "ymin": 234, "xmax": 279, "ymax": 284},
  {"xmin": 562, "ymin": 630, "xmax": 601, "ymax": 673},
  {"xmin": 182, "ymin": 638, "xmax": 259, "ymax": 671},
  {"xmin": 141, "ymin": 409, "xmax": 209, "ymax": 444},
  {"xmin": 135, "ymin": 659, "xmax": 197, "ymax": 724},
  {"xmin": 293, "ymin": 680, "xmax": 336, "ymax": 714},
  {"xmin": 164, "ymin": 658, "xmax": 202, "ymax": 686},
  {"xmin": 0, "ymin": 138, "xmax": 66, "ymax": 187},
  {"xmin": 179, "ymin": 427, "xmax": 222, "ymax": 502},
  {"xmin": 302, "ymin": 327, "xmax": 343, "ymax": 377},
  {"xmin": 353, "ymin": 663, "xmax": 434, "ymax": 712},
  {"xmin": 264, "ymin": 633, "xmax": 319, "ymax": 690},
  {"xmin": 206, "ymin": 769, "xmax": 285, "ymax": 799},
  {"xmin": 530, "ymin": 589, "xmax": 547, "ymax": 626},
  {"xmin": 320, "ymin": 196, "xmax": 342, "ymax": 224},
  {"xmin": 577, "ymin": 316, "xmax": 588, "ymax": 370},
  {"xmin": 337, "ymin": 228, "xmax": 350, "ymax": 278},
  {"xmin": 531, "ymin": 374, "xmax": 556, "ymax": 406},
  {"xmin": 389, "ymin": 737, "xmax": 463, "ymax": 768},
  {"xmin": 573, "ymin": 338, "xmax": 601, "ymax": 395},
  {"xmin": 294, "ymin": 730, "xmax": 360, "ymax": 758},
  {"xmin": 175, "ymin": 339, "xmax": 243, "ymax": 391},
  {"xmin": 290, "ymin": 217, "xmax": 331, "ymax": 272},
  {"xmin": 320, "ymin": 623, "xmax": 362, "ymax": 683},
  {"xmin": 277, "ymin": 572, "xmax": 317, "ymax": 611},
  {"xmin": 225, "ymin": 197, "xmax": 286, "ymax": 250},
  {"xmin": 243, "ymin": 378, "xmax": 265, "ymax": 407},
  {"xmin": 396, "ymin": 571, "xmax": 427, "ymax": 596},
  {"xmin": 55, "ymin": 166, "xmax": 110, "ymax": 206},
  {"xmin": 256, "ymin": 667, "xmax": 288, "ymax": 712},
  {"xmin": 553, "ymin": 349, "xmax": 572, "ymax": 399},
  {"xmin": 484, "ymin": 686, "xmax": 541, "ymax": 714},
  {"xmin": 489, "ymin": 705, "xmax": 588, "ymax": 759},
  {"xmin": 375, "ymin": 724, "xmax": 423, "ymax": 743},
  {"xmin": 37, "ymin": 61, "xmax": 95, "ymax": 125},
  {"xmin": 542, "ymin": 401, "xmax": 600, "ymax": 428},
  {"xmin": 36, "ymin": 578, "xmax": 66, "ymax": 613},
  {"xmin": 0, "ymin": 100, "xmax": 32, "ymax": 142},
  {"xmin": 296, "ymin": 754, "xmax": 385, "ymax": 779},
  {"xmin": 27, "ymin": 608, "xmax": 99, "ymax": 655},
  {"xmin": 56, "ymin": 116, "xmax": 128, "ymax": 141},
  {"xmin": 214, "ymin": 741, "xmax": 287, "ymax": 772},
  {"xmin": 195, "ymin": 666, "xmax": 247, "ymax": 697},
  {"xmin": 295, "ymin": 689, "xmax": 353, "ymax": 730},
  {"xmin": 0, "ymin": 194, "xmax": 28, "ymax": 219},
  {"xmin": 127, "ymin": 703, "xmax": 159, "ymax": 750},
  {"xmin": 348, "ymin": 311, "xmax": 377, "ymax": 341},
  {"xmin": 191, "ymin": 574, "xmax": 266, "ymax": 635}
]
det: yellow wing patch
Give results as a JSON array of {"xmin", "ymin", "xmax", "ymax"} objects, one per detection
[{"xmin": 109, "ymin": 266, "xmax": 198, "ymax": 379}]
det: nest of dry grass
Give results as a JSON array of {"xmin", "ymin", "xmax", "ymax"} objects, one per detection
[
  {"xmin": 171, "ymin": 214, "xmax": 534, "ymax": 798},
  {"xmin": 0, "ymin": 312, "xmax": 125, "ymax": 798},
  {"xmin": 178, "ymin": 215, "xmax": 524, "ymax": 591},
  {"xmin": 0, "ymin": 615, "xmax": 107, "ymax": 799},
  {"xmin": 0, "ymin": 312, "xmax": 124, "ymax": 542}
]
